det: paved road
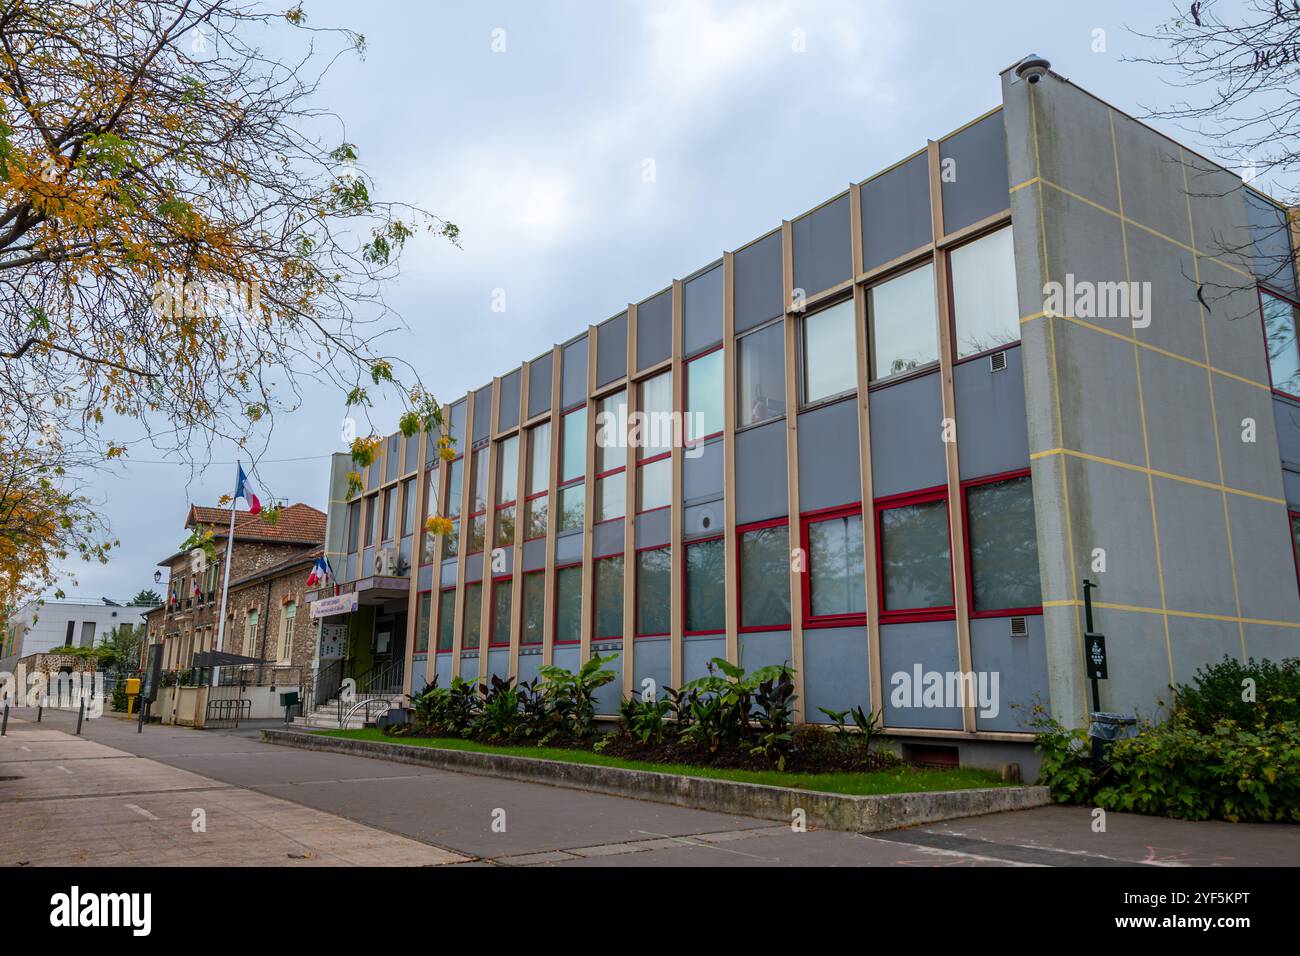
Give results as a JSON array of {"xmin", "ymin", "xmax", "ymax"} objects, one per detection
[{"xmin": 3, "ymin": 707, "xmax": 1296, "ymax": 867}]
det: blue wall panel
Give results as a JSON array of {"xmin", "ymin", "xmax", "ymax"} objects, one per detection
[
  {"xmin": 879, "ymin": 620, "xmax": 963, "ymax": 730},
  {"xmin": 803, "ymin": 627, "xmax": 871, "ymax": 722}
]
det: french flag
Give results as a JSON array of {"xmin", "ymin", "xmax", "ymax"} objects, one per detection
[
  {"xmin": 305, "ymin": 556, "xmax": 332, "ymax": 589},
  {"xmin": 235, "ymin": 465, "xmax": 262, "ymax": 515}
]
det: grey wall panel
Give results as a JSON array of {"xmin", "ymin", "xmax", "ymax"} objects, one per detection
[
  {"xmin": 463, "ymin": 551, "xmax": 484, "ymax": 584},
  {"xmin": 434, "ymin": 652, "xmax": 452, "ymax": 681},
  {"xmin": 940, "ymin": 110, "xmax": 1010, "ymax": 235},
  {"xmin": 637, "ymin": 290, "xmax": 672, "ymax": 370},
  {"xmin": 527, "ymin": 353, "xmax": 553, "ymax": 418},
  {"xmin": 593, "ymin": 520, "xmax": 623, "ymax": 558},
  {"xmin": 440, "ymin": 560, "xmax": 457, "ymax": 588},
  {"xmin": 861, "ymin": 152, "xmax": 931, "ymax": 273},
  {"xmin": 522, "ymin": 537, "xmax": 547, "ymax": 572},
  {"xmin": 1247, "ymin": 190, "xmax": 1298, "ymax": 297},
  {"xmin": 969, "ymin": 615, "xmax": 1049, "ymax": 733},
  {"xmin": 803, "ymin": 627, "xmax": 871, "ymax": 721},
  {"xmin": 736, "ymin": 419, "xmax": 789, "ymax": 524},
  {"xmin": 552, "ymin": 645, "xmax": 580, "ymax": 674},
  {"xmin": 591, "ymin": 639, "xmax": 624, "ymax": 714},
  {"xmin": 879, "ymin": 620, "xmax": 964, "ymax": 730},
  {"xmin": 793, "ymin": 194, "xmax": 852, "ymax": 298},
  {"xmin": 497, "ymin": 369, "xmax": 521, "ymax": 432},
  {"xmin": 635, "ymin": 507, "xmax": 670, "ymax": 549},
  {"xmin": 683, "ymin": 263, "xmax": 724, "ymax": 355},
  {"xmin": 954, "ymin": 344, "xmax": 1031, "ymax": 480},
  {"xmin": 487, "ymin": 648, "xmax": 510, "ymax": 684},
  {"xmin": 734, "ymin": 233, "xmax": 783, "ymax": 334},
  {"xmin": 417, "ymin": 564, "xmax": 433, "ymax": 591},
  {"xmin": 633, "ymin": 637, "xmax": 670, "ymax": 701},
  {"xmin": 517, "ymin": 645, "xmax": 543, "ymax": 686},
  {"xmin": 1273, "ymin": 395, "xmax": 1300, "ymax": 472},
  {"xmin": 459, "ymin": 653, "xmax": 479, "ymax": 682},
  {"xmin": 869, "ymin": 371, "xmax": 947, "ymax": 498},
  {"xmin": 797, "ymin": 398, "xmax": 861, "ymax": 511},
  {"xmin": 684, "ymin": 635, "xmax": 726, "ymax": 683},
  {"xmin": 597, "ymin": 312, "xmax": 628, "ymax": 386},
  {"xmin": 683, "ymin": 500, "xmax": 724, "ymax": 539},
  {"xmin": 1285, "ymin": 467, "xmax": 1300, "ymax": 510},
  {"xmin": 555, "ymin": 531, "xmax": 583, "ymax": 565},
  {"xmin": 738, "ymin": 629, "xmax": 793, "ymax": 674},
  {"xmin": 472, "ymin": 385, "xmax": 493, "ymax": 442},
  {"xmin": 683, "ymin": 437, "xmax": 724, "ymax": 503},
  {"xmin": 561, "ymin": 336, "xmax": 588, "ymax": 410}
]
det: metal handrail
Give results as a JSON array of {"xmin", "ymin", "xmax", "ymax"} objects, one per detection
[
  {"xmin": 313, "ymin": 658, "xmax": 344, "ymax": 709},
  {"xmin": 356, "ymin": 657, "xmax": 404, "ymax": 696},
  {"xmin": 339, "ymin": 695, "xmax": 403, "ymax": 728}
]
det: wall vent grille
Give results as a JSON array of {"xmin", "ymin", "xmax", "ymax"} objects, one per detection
[
  {"xmin": 990, "ymin": 350, "xmax": 1008, "ymax": 373},
  {"xmin": 1010, "ymin": 615, "xmax": 1028, "ymax": 637}
]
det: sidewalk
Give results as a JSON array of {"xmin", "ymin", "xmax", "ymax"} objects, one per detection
[{"xmin": 0, "ymin": 717, "xmax": 467, "ymax": 867}]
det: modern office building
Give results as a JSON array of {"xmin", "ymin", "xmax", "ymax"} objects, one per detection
[{"xmin": 306, "ymin": 58, "xmax": 1300, "ymax": 766}]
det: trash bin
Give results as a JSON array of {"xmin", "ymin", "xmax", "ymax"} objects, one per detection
[
  {"xmin": 1088, "ymin": 712, "xmax": 1137, "ymax": 776},
  {"xmin": 376, "ymin": 707, "xmax": 411, "ymax": 731}
]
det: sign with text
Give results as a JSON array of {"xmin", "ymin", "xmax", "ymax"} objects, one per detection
[
  {"xmin": 310, "ymin": 593, "xmax": 358, "ymax": 619},
  {"xmin": 1085, "ymin": 632, "xmax": 1108, "ymax": 681}
]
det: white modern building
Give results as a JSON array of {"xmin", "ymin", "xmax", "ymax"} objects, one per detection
[{"xmin": 2, "ymin": 598, "xmax": 151, "ymax": 663}]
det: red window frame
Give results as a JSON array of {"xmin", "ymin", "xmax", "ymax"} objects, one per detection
[
  {"xmin": 635, "ymin": 370, "xmax": 674, "ymax": 514},
  {"xmin": 683, "ymin": 343, "xmax": 724, "ymax": 448},
  {"xmin": 798, "ymin": 504, "xmax": 868, "ymax": 629},
  {"xmin": 960, "ymin": 468, "xmax": 1042, "ymax": 618},
  {"xmin": 487, "ymin": 574, "xmax": 513, "ymax": 648},
  {"xmin": 1289, "ymin": 510, "xmax": 1300, "ymax": 596},
  {"xmin": 435, "ymin": 586, "xmax": 456, "ymax": 652},
  {"xmin": 593, "ymin": 390, "xmax": 627, "ymax": 527},
  {"xmin": 737, "ymin": 517, "xmax": 792, "ymax": 633},
  {"xmin": 556, "ymin": 405, "xmax": 587, "ymax": 534},
  {"xmin": 461, "ymin": 580, "xmax": 483, "ymax": 649},
  {"xmin": 414, "ymin": 588, "xmax": 432, "ymax": 654},
  {"xmin": 683, "ymin": 534, "xmax": 726, "ymax": 636},
  {"xmin": 873, "ymin": 485, "xmax": 955, "ymax": 624},
  {"xmin": 521, "ymin": 569, "xmax": 545, "ymax": 645},
  {"xmin": 523, "ymin": 420, "xmax": 551, "ymax": 542},
  {"xmin": 552, "ymin": 561, "xmax": 583, "ymax": 645},
  {"xmin": 418, "ymin": 465, "xmax": 439, "ymax": 567},
  {"xmin": 1258, "ymin": 286, "xmax": 1300, "ymax": 400},
  {"xmin": 494, "ymin": 435, "xmax": 520, "ymax": 547},
  {"xmin": 466, "ymin": 446, "xmax": 488, "ymax": 555},
  {"xmin": 592, "ymin": 551, "xmax": 625, "ymax": 640},
  {"xmin": 634, "ymin": 542, "xmax": 671, "ymax": 638}
]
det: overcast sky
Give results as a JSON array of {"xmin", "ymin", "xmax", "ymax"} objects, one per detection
[{"xmin": 70, "ymin": 0, "xmax": 1247, "ymax": 601}]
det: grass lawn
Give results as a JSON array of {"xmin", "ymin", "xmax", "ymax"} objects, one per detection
[{"xmin": 315, "ymin": 728, "xmax": 1010, "ymax": 796}]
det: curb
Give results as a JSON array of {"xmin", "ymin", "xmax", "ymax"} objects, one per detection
[{"xmin": 261, "ymin": 729, "xmax": 1050, "ymax": 833}]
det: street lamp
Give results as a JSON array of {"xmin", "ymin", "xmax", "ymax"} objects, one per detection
[{"xmin": 153, "ymin": 570, "xmax": 162, "ymax": 585}]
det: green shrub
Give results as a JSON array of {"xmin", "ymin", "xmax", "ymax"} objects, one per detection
[{"xmin": 1173, "ymin": 656, "xmax": 1300, "ymax": 732}]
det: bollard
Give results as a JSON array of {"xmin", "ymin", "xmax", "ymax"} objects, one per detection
[
  {"xmin": 36, "ymin": 700, "xmax": 42, "ymax": 722},
  {"xmin": 1, "ymin": 703, "xmax": 8, "ymax": 737},
  {"xmin": 75, "ymin": 697, "xmax": 85, "ymax": 735}
]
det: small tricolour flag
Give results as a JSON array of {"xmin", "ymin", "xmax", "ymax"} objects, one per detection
[
  {"xmin": 235, "ymin": 465, "xmax": 262, "ymax": 515},
  {"xmin": 305, "ymin": 556, "xmax": 332, "ymax": 589}
]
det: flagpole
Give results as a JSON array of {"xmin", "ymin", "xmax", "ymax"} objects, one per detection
[{"xmin": 211, "ymin": 461, "xmax": 241, "ymax": 687}]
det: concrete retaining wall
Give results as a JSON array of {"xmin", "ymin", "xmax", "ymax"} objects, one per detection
[{"xmin": 262, "ymin": 729, "xmax": 1050, "ymax": 833}]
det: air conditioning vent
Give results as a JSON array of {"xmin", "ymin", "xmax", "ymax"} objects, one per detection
[
  {"xmin": 373, "ymin": 548, "xmax": 400, "ymax": 577},
  {"xmin": 990, "ymin": 350, "xmax": 1008, "ymax": 373},
  {"xmin": 1009, "ymin": 615, "xmax": 1028, "ymax": 637}
]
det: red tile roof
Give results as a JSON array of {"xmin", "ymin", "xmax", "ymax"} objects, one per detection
[{"xmin": 186, "ymin": 502, "xmax": 326, "ymax": 545}]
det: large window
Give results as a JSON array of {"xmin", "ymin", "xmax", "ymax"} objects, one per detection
[
  {"xmin": 876, "ymin": 488, "xmax": 954, "ymax": 621},
  {"xmin": 522, "ymin": 570, "xmax": 545, "ymax": 645},
  {"xmin": 636, "ymin": 547, "xmax": 671, "ymax": 636},
  {"xmin": 964, "ymin": 471, "xmax": 1041, "ymax": 615},
  {"xmin": 462, "ymin": 582, "xmax": 482, "ymax": 649},
  {"xmin": 554, "ymin": 565, "xmax": 582, "ymax": 644},
  {"xmin": 637, "ymin": 371, "xmax": 673, "ymax": 513},
  {"xmin": 436, "ymin": 588, "xmax": 455, "ymax": 652},
  {"xmin": 869, "ymin": 262, "xmax": 938, "ymax": 381},
  {"xmin": 558, "ymin": 407, "xmax": 587, "ymax": 532},
  {"xmin": 739, "ymin": 520, "xmax": 790, "ymax": 629},
  {"xmin": 277, "ymin": 602, "xmax": 296, "ymax": 663},
  {"xmin": 685, "ymin": 537, "xmax": 725, "ymax": 634},
  {"xmin": 685, "ymin": 348, "xmax": 724, "ymax": 443},
  {"xmin": 737, "ymin": 321, "xmax": 786, "ymax": 427},
  {"xmin": 415, "ymin": 592, "xmax": 431, "ymax": 654},
  {"xmin": 951, "ymin": 226, "xmax": 1019, "ymax": 359},
  {"xmin": 802, "ymin": 299, "xmax": 857, "ymax": 404},
  {"xmin": 420, "ymin": 465, "xmax": 440, "ymax": 564},
  {"xmin": 381, "ymin": 485, "xmax": 398, "ymax": 544},
  {"xmin": 494, "ymin": 434, "xmax": 519, "ymax": 548},
  {"xmin": 467, "ymin": 446, "xmax": 488, "ymax": 554},
  {"xmin": 443, "ymin": 456, "xmax": 463, "ymax": 560},
  {"xmin": 803, "ymin": 506, "xmax": 866, "ymax": 625},
  {"xmin": 524, "ymin": 422, "xmax": 550, "ymax": 540},
  {"xmin": 489, "ymin": 577, "xmax": 512, "ymax": 646},
  {"xmin": 595, "ymin": 390, "xmax": 627, "ymax": 523},
  {"xmin": 1262, "ymin": 291, "xmax": 1300, "ymax": 396},
  {"xmin": 593, "ymin": 555, "xmax": 625, "ymax": 639}
]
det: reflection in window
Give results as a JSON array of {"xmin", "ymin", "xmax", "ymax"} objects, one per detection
[
  {"xmin": 1263, "ymin": 292, "xmax": 1300, "ymax": 396},
  {"xmin": 637, "ymin": 456, "xmax": 671, "ymax": 512},
  {"xmin": 522, "ymin": 572, "xmax": 545, "ymax": 645},
  {"xmin": 967, "ymin": 474, "xmax": 1041, "ymax": 613},
  {"xmin": 737, "ymin": 322, "xmax": 786, "ymax": 427},
  {"xmin": 437, "ymin": 590, "xmax": 455, "ymax": 651},
  {"xmin": 462, "ymin": 582, "xmax": 482, "ymax": 649},
  {"xmin": 807, "ymin": 512, "xmax": 866, "ymax": 619},
  {"xmin": 951, "ymin": 226, "xmax": 1019, "ymax": 359},
  {"xmin": 685, "ymin": 349, "xmax": 724, "ymax": 442},
  {"xmin": 594, "ymin": 556, "xmax": 625, "ymax": 638},
  {"xmin": 636, "ymin": 547, "xmax": 671, "ymax": 635},
  {"xmin": 879, "ymin": 497, "xmax": 953, "ymax": 613},
  {"xmin": 739, "ymin": 524, "xmax": 791, "ymax": 628},
  {"xmin": 561, "ymin": 407, "xmax": 587, "ymax": 482},
  {"xmin": 595, "ymin": 474, "xmax": 625, "ymax": 523},
  {"xmin": 557, "ymin": 484, "xmax": 584, "ymax": 532},
  {"xmin": 803, "ymin": 299, "xmax": 858, "ymax": 404},
  {"xmin": 490, "ymin": 579, "xmax": 512, "ymax": 646},
  {"xmin": 555, "ymin": 566, "xmax": 582, "ymax": 643},
  {"xmin": 638, "ymin": 371, "xmax": 673, "ymax": 457},
  {"xmin": 416, "ymin": 592, "xmax": 431, "ymax": 653},
  {"xmin": 685, "ymin": 538, "xmax": 725, "ymax": 632},
  {"xmin": 524, "ymin": 496, "xmax": 548, "ymax": 539},
  {"xmin": 869, "ymin": 262, "xmax": 939, "ymax": 381}
]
